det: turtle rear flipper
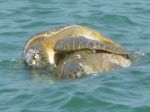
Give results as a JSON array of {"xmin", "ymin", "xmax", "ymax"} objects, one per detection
[{"xmin": 54, "ymin": 36, "xmax": 129, "ymax": 55}]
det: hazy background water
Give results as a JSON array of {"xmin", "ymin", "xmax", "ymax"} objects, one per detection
[{"xmin": 0, "ymin": 0, "xmax": 150, "ymax": 112}]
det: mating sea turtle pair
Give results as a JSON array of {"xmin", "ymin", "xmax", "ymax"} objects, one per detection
[{"xmin": 22, "ymin": 25, "xmax": 134, "ymax": 79}]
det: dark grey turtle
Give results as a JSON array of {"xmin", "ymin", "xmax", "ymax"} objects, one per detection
[{"xmin": 53, "ymin": 36, "xmax": 135, "ymax": 79}]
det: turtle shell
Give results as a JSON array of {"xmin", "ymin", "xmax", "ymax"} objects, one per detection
[
  {"xmin": 23, "ymin": 25, "xmax": 128, "ymax": 65},
  {"xmin": 54, "ymin": 36, "xmax": 129, "ymax": 55},
  {"xmin": 23, "ymin": 25, "xmax": 121, "ymax": 54}
]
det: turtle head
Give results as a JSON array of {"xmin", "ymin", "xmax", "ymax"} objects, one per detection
[{"xmin": 24, "ymin": 48, "xmax": 47, "ymax": 68}]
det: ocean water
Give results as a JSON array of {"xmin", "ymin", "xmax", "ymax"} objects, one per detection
[{"xmin": 0, "ymin": 0, "xmax": 150, "ymax": 112}]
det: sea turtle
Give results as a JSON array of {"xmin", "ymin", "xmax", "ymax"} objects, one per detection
[
  {"xmin": 54, "ymin": 50, "xmax": 132, "ymax": 79},
  {"xmin": 53, "ymin": 36, "xmax": 137, "ymax": 79},
  {"xmin": 22, "ymin": 25, "xmax": 129, "ymax": 69}
]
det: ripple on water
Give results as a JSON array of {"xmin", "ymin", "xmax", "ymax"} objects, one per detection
[
  {"xmin": 0, "ymin": 0, "xmax": 150, "ymax": 112},
  {"xmin": 100, "ymin": 14, "xmax": 137, "ymax": 26},
  {"xmin": 0, "ymin": 39, "xmax": 149, "ymax": 112}
]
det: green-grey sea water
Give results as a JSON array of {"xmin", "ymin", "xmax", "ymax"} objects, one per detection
[{"xmin": 0, "ymin": 0, "xmax": 150, "ymax": 112}]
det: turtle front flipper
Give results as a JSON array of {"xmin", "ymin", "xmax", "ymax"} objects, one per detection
[{"xmin": 54, "ymin": 36, "xmax": 129, "ymax": 55}]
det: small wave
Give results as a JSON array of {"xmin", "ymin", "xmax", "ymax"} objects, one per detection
[
  {"xmin": 135, "ymin": 52, "xmax": 150, "ymax": 66},
  {"xmin": 100, "ymin": 14, "xmax": 137, "ymax": 26},
  {"xmin": 133, "ymin": 51, "xmax": 145, "ymax": 56},
  {"xmin": 0, "ymin": 58, "xmax": 25, "ymax": 70}
]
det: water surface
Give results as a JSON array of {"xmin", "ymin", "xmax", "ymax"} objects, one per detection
[{"xmin": 0, "ymin": 0, "xmax": 150, "ymax": 112}]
